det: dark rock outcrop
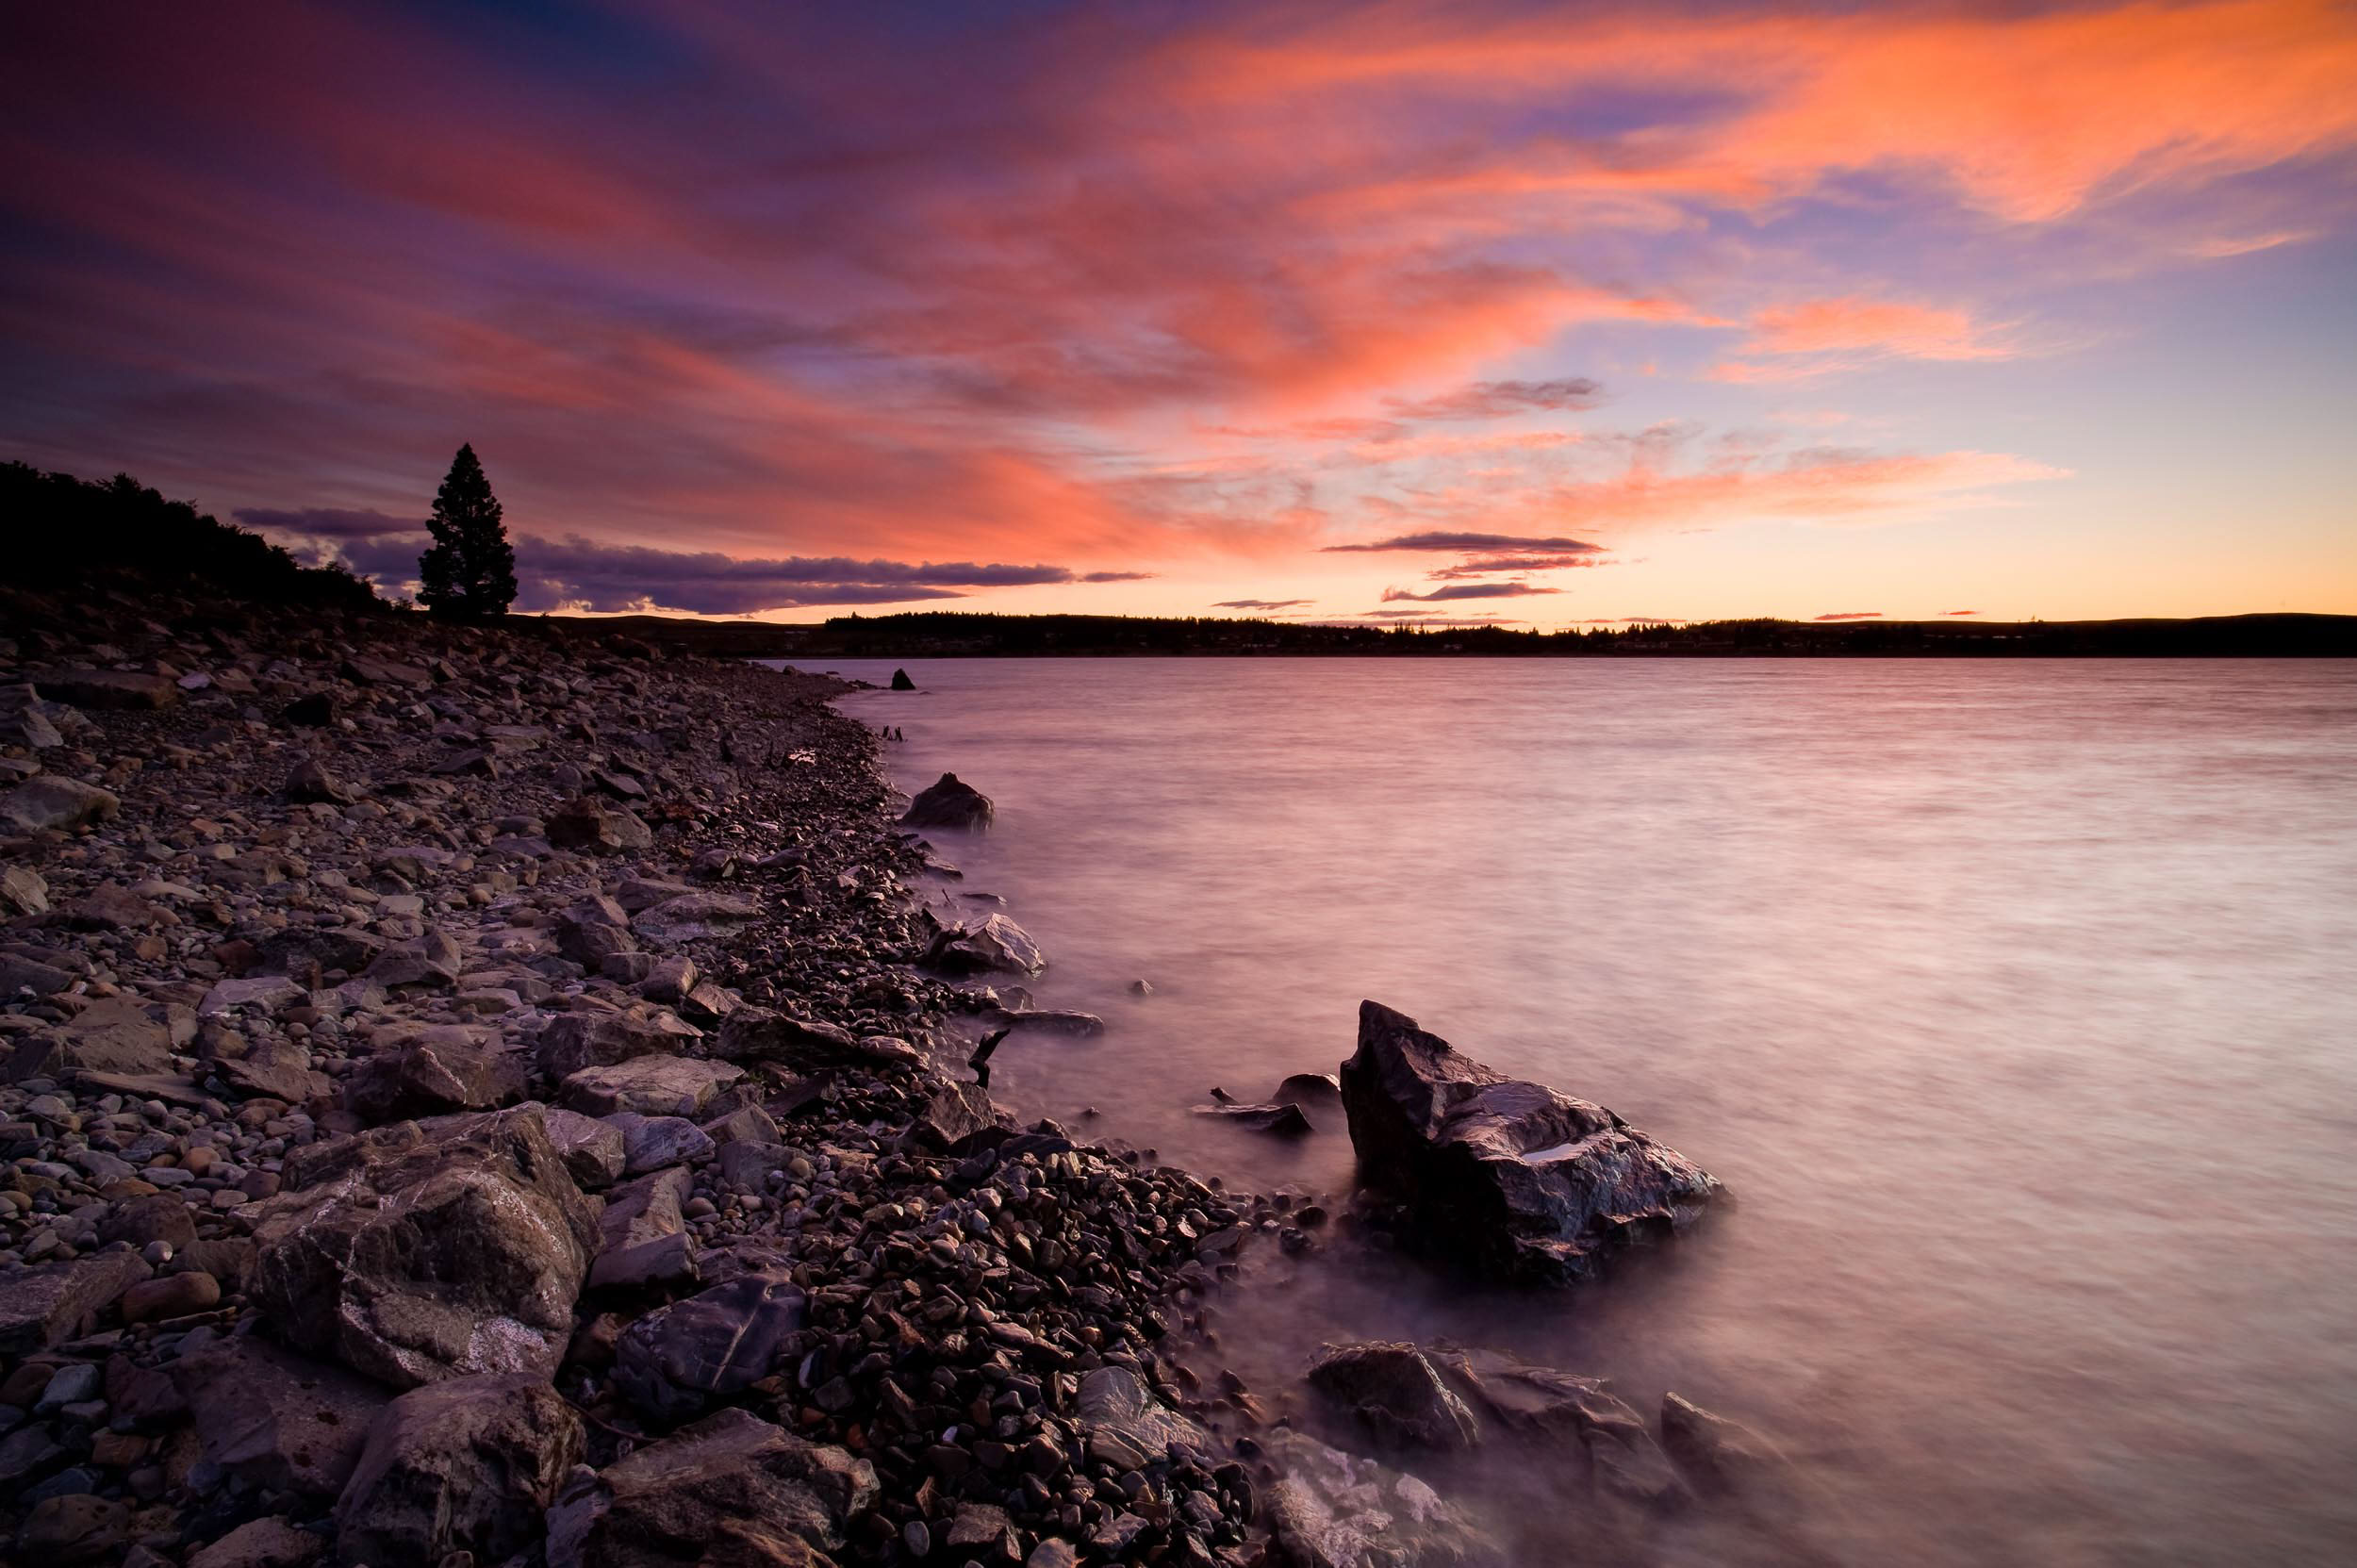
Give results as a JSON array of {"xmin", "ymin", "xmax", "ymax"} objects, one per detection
[
  {"xmin": 922, "ymin": 912, "xmax": 1045, "ymax": 976},
  {"xmin": 172, "ymin": 1336, "xmax": 392, "ymax": 1496},
  {"xmin": 901, "ymin": 771, "xmax": 992, "ymax": 830},
  {"xmin": 1341, "ymin": 1001, "xmax": 1723, "ymax": 1285},
  {"xmin": 612, "ymin": 1270, "xmax": 806, "ymax": 1420}
]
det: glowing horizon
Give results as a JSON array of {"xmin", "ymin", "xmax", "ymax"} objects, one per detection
[{"xmin": 4, "ymin": 2, "xmax": 2353, "ymax": 626}]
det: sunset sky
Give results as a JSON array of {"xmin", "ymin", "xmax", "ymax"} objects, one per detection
[{"xmin": 5, "ymin": 1, "xmax": 2354, "ymax": 627}]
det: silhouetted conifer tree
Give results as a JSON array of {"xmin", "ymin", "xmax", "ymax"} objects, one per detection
[{"xmin": 416, "ymin": 442, "xmax": 517, "ymax": 619}]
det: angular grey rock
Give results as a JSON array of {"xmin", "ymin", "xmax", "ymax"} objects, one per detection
[
  {"xmin": 0, "ymin": 1251, "xmax": 152, "ymax": 1352},
  {"xmin": 1307, "ymin": 1341, "xmax": 1481, "ymax": 1450},
  {"xmin": 546, "ymin": 796, "xmax": 653, "ymax": 856},
  {"xmin": 364, "ymin": 927, "xmax": 463, "ymax": 990},
  {"xmin": 605, "ymin": 1113, "xmax": 715, "ymax": 1174},
  {"xmin": 1076, "ymin": 1363, "xmax": 1207, "ymax": 1470},
  {"xmin": 612, "ymin": 1270, "xmax": 806, "ymax": 1420},
  {"xmin": 284, "ymin": 755, "xmax": 352, "ymax": 804},
  {"xmin": 544, "ymin": 1407, "xmax": 875, "ymax": 1568},
  {"xmin": 1192, "ymin": 1100, "xmax": 1312, "ymax": 1135},
  {"xmin": 1259, "ymin": 1428, "xmax": 1499, "ymax": 1568},
  {"xmin": 342, "ymin": 1027, "xmax": 526, "ymax": 1122},
  {"xmin": 335, "ymin": 1373, "xmax": 585, "ymax": 1567},
  {"xmin": 5, "ymin": 995, "xmax": 173, "ymax": 1082},
  {"xmin": 559, "ymin": 1055, "xmax": 742, "ymax": 1118},
  {"xmin": 1427, "ymin": 1345, "xmax": 1646, "ymax": 1444},
  {"xmin": 217, "ymin": 1037, "xmax": 331, "ymax": 1104},
  {"xmin": 1341, "ymin": 1000, "xmax": 1723, "ymax": 1285},
  {"xmin": 172, "ymin": 1335, "xmax": 392, "ymax": 1495},
  {"xmin": 906, "ymin": 1080, "xmax": 999, "ymax": 1152},
  {"xmin": 536, "ymin": 1006, "xmax": 701, "ymax": 1078},
  {"xmin": 0, "ymin": 864, "xmax": 52, "ymax": 916},
  {"xmin": 0, "ymin": 774, "xmax": 120, "ymax": 834},
  {"xmin": 901, "ymin": 772, "xmax": 993, "ymax": 830},
  {"xmin": 544, "ymin": 1106, "xmax": 629, "ymax": 1188},
  {"xmin": 252, "ymin": 1106, "xmax": 602, "ymax": 1388}
]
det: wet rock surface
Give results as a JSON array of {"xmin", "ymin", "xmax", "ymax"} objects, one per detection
[{"xmin": 1342, "ymin": 999, "xmax": 1724, "ymax": 1285}]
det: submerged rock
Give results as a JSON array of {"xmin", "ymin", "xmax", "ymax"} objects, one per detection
[
  {"xmin": 1192, "ymin": 1100, "xmax": 1314, "ymax": 1135},
  {"xmin": 1660, "ymin": 1391, "xmax": 1793, "ymax": 1499},
  {"xmin": 1341, "ymin": 1000, "xmax": 1723, "ymax": 1285}
]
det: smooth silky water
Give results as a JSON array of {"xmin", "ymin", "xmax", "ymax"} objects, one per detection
[{"xmin": 782, "ymin": 656, "xmax": 2357, "ymax": 1566}]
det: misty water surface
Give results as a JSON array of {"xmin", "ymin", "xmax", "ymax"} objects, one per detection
[{"xmin": 799, "ymin": 656, "xmax": 2357, "ymax": 1567}]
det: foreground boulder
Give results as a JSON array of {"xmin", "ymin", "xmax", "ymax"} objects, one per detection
[
  {"xmin": 1341, "ymin": 1001, "xmax": 1723, "ymax": 1285},
  {"xmin": 252, "ymin": 1106, "xmax": 602, "ymax": 1387},
  {"xmin": 1307, "ymin": 1341, "xmax": 1481, "ymax": 1450},
  {"xmin": 544, "ymin": 1406, "xmax": 877, "ymax": 1568},
  {"xmin": 3, "ymin": 994, "xmax": 173, "ymax": 1082},
  {"xmin": 335, "ymin": 1374, "xmax": 586, "ymax": 1566},
  {"xmin": 901, "ymin": 771, "xmax": 992, "ymax": 830},
  {"xmin": 0, "ymin": 773, "xmax": 120, "ymax": 833},
  {"xmin": 172, "ymin": 1335, "xmax": 393, "ymax": 1495},
  {"xmin": 0, "ymin": 1251, "xmax": 150, "ymax": 1352},
  {"xmin": 612, "ymin": 1269, "xmax": 806, "ymax": 1420}
]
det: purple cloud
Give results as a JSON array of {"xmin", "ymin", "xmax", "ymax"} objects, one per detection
[
  {"xmin": 1381, "ymin": 582, "xmax": 1562, "ymax": 602},
  {"xmin": 1212, "ymin": 598, "xmax": 1313, "ymax": 610},
  {"xmin": 1325, "ymin": 532, "xmax": 1607, "ymax": 554},
  {"xmin": 236, "ymin": 506, "xmax": 427, "ymax": 540},
  {"xmin": 1384, "ymin": 377, "xmax": 1606, "ymax": 421}
]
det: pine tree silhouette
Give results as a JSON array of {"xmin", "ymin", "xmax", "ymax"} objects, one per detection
[{"xmin": 416, "ymin": 443, "xmax": 518, "ymax": 619}]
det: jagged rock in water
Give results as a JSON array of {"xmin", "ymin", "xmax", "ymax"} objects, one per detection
[
  {"xmin": 1659, "ymin": 1392, "xmax": 1793, "ymax": 1499},
  {"xmin": 889, "ymin": 667, "xmax": 916, "ymax": 691},
  {"xmin": 251, "ymin": 1106, "xmax": 601, "ymax": 1388},
  {"xmin": 901, "ymin": 771, "xmax": 992, "ymax": 830},
  {"xmin": 1273, "ymin": 1070, "xmax": 1343, "ymax": 1106},
  {"xmin": 1307, "ymin": 1341, "xmax": 1482, "ymax": 1450},
  {"xmin": 923, "ymin": 912, "xmax": 1045, "ymax": 976},
  {"xmin": 544, "ymin": 1407, "xmax": 875, "ymax": 1568},
  {"xmin": 1258, "ymin": 1428, "xmax": 1500, "ymax": 1568},
  {"xmin": 1192, "ymin": 1100, "xmax": 1314, "ymax": 1135},
  {"xmin": 334, "ymin": 1373, "xmax": 585, "ymax": 1566},
  {"xmin": 1341, "ymin": 1000, "xmax": 1723, "ymax": 1285},
  {"xmin": 1427, "ymin": 1345, "xmax": 1648, "ymax": 1444}
]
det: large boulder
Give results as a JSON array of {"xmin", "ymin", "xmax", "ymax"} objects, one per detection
[
  {"xmin": 901, "ymin": 772, "xmax": 992, "ymax": 830},
  {"xmin": 335, "ymin": 1373, "xmax": 586, "ymax": 1566},
  {"xmin": 252, "ymin": 1106, "xmax": 602, "ymax": 1388},
  {"xmin": 922, "ymin": 913, "xmax": 1045, "ymax": 976},
  {"xmin": 559, "ymin": 1055, "xmax": 742, "ymax": 1118},
  {"xmin": 1258, "ymin": 1428, "xmax": 1499, "ymax": 1568},
  {"xmin": 1341, "ymin": 1001, "xmax": 1723, "ymax": 1285},
  {"xmin": 612, "ymin": 1270, "xmax": 805, "ymax": 1420},
  {"xmin": 1307, "ymin": 1342, "xmax": 1481, "ymax": 1450},
  {"xmin": 1074, "ymin": 1363, "xmax": 1209, "ymax": 1471},
  {"xmin": 0, "ymin": 1251, "xmax": 151, "ymax": 1352},
  {"xmin": 1427, "ymin": 1345, "xmax": 1646, "ymax": 1444},
  {"xmin": 544, "ymin": 1407, "xmax": 876, "ymax": 1568}
]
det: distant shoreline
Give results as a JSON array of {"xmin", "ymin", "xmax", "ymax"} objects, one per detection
[{"xmin": 569, "ymin": 609, "xmax": 2357, "ymax": 662}]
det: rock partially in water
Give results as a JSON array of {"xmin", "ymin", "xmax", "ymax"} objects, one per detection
[
  {"xmin": 902, "ymin": 770, "xmax": 992, "ymax": 830},
  {"xmin": 1273, "ymin": 1070, "xmax": 1343, "ymax": 1107},
  {"xmin": 1660, "ymin": 1391, "xmax": 1793, "ymax": 1500},
  {"xmin": 1192, "ymin": 1100, "xmax": 1314, "ymax": 1136},
  {"xmin": 924, "ymin": 912, "xmax": 1046, "ymax": 976},
  {"xmin": 1341, "ymin": 1000, "xmax": 1723, "ymax": 1285},
  {"xmin": 1307, "ymin": 1341, "xmax": 1482, "ymax": 1450},
  {"xmin": 889, "ymin": 667, "xmax": 916, "ymax": 691},
  {"xmin": 1258, "ymin": 1427, "xmax": 1500, "ymax": 1568}
]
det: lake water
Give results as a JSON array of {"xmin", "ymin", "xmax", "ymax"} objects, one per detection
[{"xmin": 804, "ymin": 656, "xmax": 2357, "ymax": 1567}]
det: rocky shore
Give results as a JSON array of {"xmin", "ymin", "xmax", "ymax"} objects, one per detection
[{"xmin": 0, "ymin": 585, "xmax": 1788, "ymax": 1568}]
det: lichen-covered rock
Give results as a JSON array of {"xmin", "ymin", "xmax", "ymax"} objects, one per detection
[
  {"xmin": 1341, "ymin": 1000, "xmax": 1723, "ymax": 1285},
  {"xmin": 252, "ymin": 1106, "xmax": 601, "ymax": 1388}
]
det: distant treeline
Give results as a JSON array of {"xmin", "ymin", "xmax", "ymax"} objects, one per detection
[
  {"xmin": 723, "ymin": 610, "xmax": 2357, "ymax": 659},
  {"xmin": 3, "ymin": 462, "xmax": 380, "ymax": 610}
]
